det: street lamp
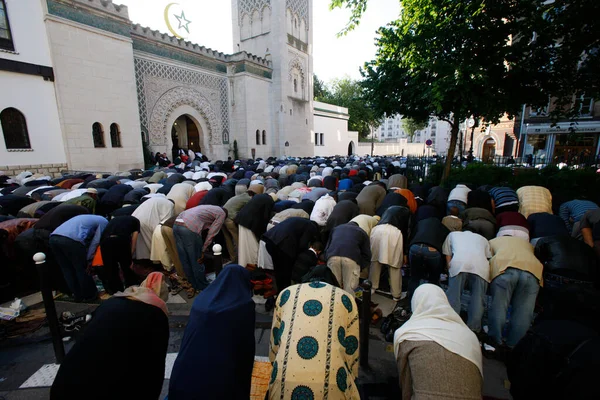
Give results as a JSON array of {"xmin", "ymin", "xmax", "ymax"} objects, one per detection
[{"xmin": 467, "ymin": 117, "xmax": 476, "ymax": 162}]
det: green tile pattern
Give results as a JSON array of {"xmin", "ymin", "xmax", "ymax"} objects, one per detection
[{"xmin": 47, "ymin": 0, "xmax": 130, "ymax": 37}]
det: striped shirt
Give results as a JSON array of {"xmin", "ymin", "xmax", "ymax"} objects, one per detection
[
  {"xmin": 559, "ymin": 200, "xmax": 599, "ymax": 231},
  {"xmin": 488, "ymin": 187, "xmax": 519, "ymax": 209},
  {"xmin": 175, "ymin": 205, "xmax": 226, "ymax": 251}
]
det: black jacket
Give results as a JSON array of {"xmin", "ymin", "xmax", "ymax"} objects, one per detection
[
  {"xmin": 325, "ymin": 223, "xmax": 372, "ymax": 269},
  {"xmin": 535, "ymin": 235, "xmax": 598, "ymax": 283},
  {"xmin": 409, "ymin": 218, "xmax": 450, "ymax": 254},
  {"xmin": 326, "ymin": 200, "xmax": 359, "ymax": 232},
  {"xmin": 262, "ymin": 217, "xmax": 319, "ymax": 258},
  {"xmin": 235, "ymin": 194, "xmax": 274, "ymax": 239},
  {"xmin": 291, "ymin": 250, "xmax": 319, "ymax": 283}
]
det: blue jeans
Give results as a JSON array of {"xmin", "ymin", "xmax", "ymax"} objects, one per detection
[
  {"xmin": 488, "ymin": 268, "xmax": 540, "ymax": 347},
  {"xmin": 173, "ymin": 225, "xmax": 209, "ymax": 290},
  {"xmin": 49, "ymin": 235, "xmax": 98, "ymax": 301},
  {"xmin": 446, "ymin": 272, "xmax": 488, "ymax": 332},
  {"xmin": 408, "ymin": 244, "xmax": 442, "ymax": 300},
  {"xmin": 446, "ymin": 200, "xmax": 466, "ymax": 215}
]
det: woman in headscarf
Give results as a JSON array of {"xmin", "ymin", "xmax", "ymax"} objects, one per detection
[
  {"xmin": 50, "ymin": 272, "xmax": 170, "ymax": 400},
  {"xmin": 169, "ymin": 265, "xmax": 255, "ymax": 399},
  {"xmin": 131, "ymin": 197, "xmax": 175, "ymax": 260},
  {"xmin": 370, "ymin": 206, "xmax": 411, "ymax": 301},
  {"xmin": 167, "ymin": 182, "xmax": 195, "ymax": 215},
  {"xmin": 235, "ymin": 194, "xmax": 274, "ymax": 267},
  {"xmin": 269, "ymin": 281, "xmax": 360, "ymax": 399},
  {"xmin": 394, "ymin": 284, "xmax": 483, "ymax": 400}
]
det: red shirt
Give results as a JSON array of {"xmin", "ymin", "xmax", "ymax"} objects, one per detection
[{"xmin": 186, "ymin": 191, "xmax": 208, "ymax": 210}]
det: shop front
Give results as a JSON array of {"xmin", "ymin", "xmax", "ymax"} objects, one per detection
[{"xmin": 522, "ymin": 122, "xmax": 600, "ymax": 163}]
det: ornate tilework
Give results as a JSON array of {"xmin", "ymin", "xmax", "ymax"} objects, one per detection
[
  {"xmin": 238, "ymin": 0, "xmax": 271, "ymax": 21},
  {"xmin": 47, "ymin": 0, "xmax": 131, "ymax": 37},
  {"xmin": 286, "ymin": 0, "xmax": 309, "ymax": 23},
  {"xmin": 133, "ymin": 56, "xmax": 229, "ymax": 148}
]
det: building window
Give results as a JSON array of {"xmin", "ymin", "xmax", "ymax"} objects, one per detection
[
  {"xmin": 576, "ymin": 94, "xmax": 594, "ymax": 117},
  {"xmin": 1, "ymin": 108, "xmax": 30, "ymax": 149},
  {"xmin": 320, "ymin": 133, "xmax": 324, "ymax": 146},
  {"xmin": 110, "ymin": 123, "xmax": 121, "ymax": 148},
  {"xmin": 92, "ymin": 122, "xmax": 105, "ymax": 148},
  {"xmin": 262, "ymin": 130, "xmax": 266, "ymax": 145},
  {"xmin": 0, "ymin": 0, "xmax": 14, "ymax": 52},
  {"xmin": 314, "ymin": 132, "xmax": 319, "ymax": 146},
  {"xmin": 256, "ymin": 129, "xmax": 260, "ymax": 145},
  {"xmin": 530, "ymin": 99, "xmax": 550, "ymax": 117},
  {"xmin": 293, "ymin": 78, "xmax": 298, "ymax": 93}
]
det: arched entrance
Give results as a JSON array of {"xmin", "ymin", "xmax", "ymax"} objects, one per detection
[
  {"xmin": 171, "ymin": 114, "xmax": 203, "ymax": 161},
  {"xmin": 348, "ymin": 141, "xmax": 356, "ymax": 156},
  {"xmin": 148, "ymin": 86, "xmax": 223, "ymax": 161},
  {"xmin": 482, "ymin": 138, "xmax": 496, "ymax": 163}
]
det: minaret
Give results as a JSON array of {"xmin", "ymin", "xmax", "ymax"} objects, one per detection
[{"xmin": 232, "ymin": 0, "xmax": 314, "ymax": 157}]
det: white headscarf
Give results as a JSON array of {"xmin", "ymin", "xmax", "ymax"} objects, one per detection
[
  {"xmin": 132, "ymin": 197, "xmax": 175, "ymax": 260},
  {"xmin": 394, "ymin": 284, "xmax": 483, "ymax": 376}
]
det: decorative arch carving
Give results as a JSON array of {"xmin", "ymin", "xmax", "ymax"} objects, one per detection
[
  {"xmin": 288, "ymin": 56, "xmax": 305, "ymax": 88},
  {"xmin": 148, "ymin": 86, "xmax": 221, "ymax": 147}
]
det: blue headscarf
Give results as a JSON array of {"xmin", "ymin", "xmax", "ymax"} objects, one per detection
[{"xmin": 168, "ymin": 265, "xmax": 255, "ymax": 399}]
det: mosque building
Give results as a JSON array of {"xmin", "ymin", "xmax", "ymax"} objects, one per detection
[{"xmin": 2, "ymin": 0, "xmax": 397, "ymax": 176}]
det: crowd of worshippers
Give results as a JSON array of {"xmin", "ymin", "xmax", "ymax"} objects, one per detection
[{"xmin": 2, "ymin": 155, "xmax": 600, "ymax": 400}]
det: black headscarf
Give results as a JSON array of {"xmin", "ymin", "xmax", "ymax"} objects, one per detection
[{"xmin": 234, "ymin": 194, "xmax": 274, "ymax": 239}]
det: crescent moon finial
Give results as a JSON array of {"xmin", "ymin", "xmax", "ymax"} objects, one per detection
[{"xmin": 164, "ymin": 3, "xmax": 184, "ymax": 39}]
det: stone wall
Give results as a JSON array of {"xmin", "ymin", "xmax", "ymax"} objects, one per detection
[{"xmin": 0, "ymin": 163, "xmax": 69, "ymax": 178}]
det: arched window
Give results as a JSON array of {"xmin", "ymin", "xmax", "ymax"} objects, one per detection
[
  {"xmin": 293, "ymin": 78, "xmax": 298, "ymax": 93},
  {"xmin": 256, "ymin": 129, "xmax": 260, "ymax": 145},
  {"xmin": 110, "ymin": 123, "xmax": 121, "ymax": 148},
  {"xmin": 1, "ymin": 108, "xmax": 30, "ymax": 149},
  {"xmin": 262, "ymin": 130, "xmax": 266, "ymax": 145},
  {"xmin": 92, "ymin": 122, "xmax": 105, "ymax": 148}
]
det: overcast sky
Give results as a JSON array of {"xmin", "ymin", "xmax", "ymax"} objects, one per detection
[{"xmin": 116, "ymin": 0, "xmax": 400, "ymax": 83}]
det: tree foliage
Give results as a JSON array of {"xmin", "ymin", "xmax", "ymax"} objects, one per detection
[
  {"xmin": 317, "ymin": 77, "xmax": 382, "ymax": 139},
  {"xmin": 332, "ymin": 0, "xmax": 600, "ymax": 181},
  {"xmin": 401, "ymin": 118, "xmax": 428, "ymax": 140},
  {"xmin": 313, "ymin": 74, "xmax": 332, "ymax": 101}
]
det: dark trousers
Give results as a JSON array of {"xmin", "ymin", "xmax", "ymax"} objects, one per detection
[
  {"xmin": 408, "ymin": 244, "xmax": 443, "ymax": 300},
  {"xmin": 49, "ymin": 235, "xmax": 97, "ymax": 301},
  {"xmin": 173, "ymin": 224, "xmax": 209, "ymax": 290},
  {"xmin": 100, "ymin": 236, "xmax": 138, "ymax": 294},
  {"xmin": 33, "ymin": 229, "xmax": 69, "ymax": 293},
  {"xmin": 265, "ymin": 238, "xmax": 294, "ymax": 292}
]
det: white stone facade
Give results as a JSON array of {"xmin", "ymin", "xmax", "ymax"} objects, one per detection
[
  {"xmin": 0, "ymin": 0, "xmax": 66, "ymax": 168},
  {"xmin": 1, "ymin": 0, "xmax": 364, "ymax": 172}
]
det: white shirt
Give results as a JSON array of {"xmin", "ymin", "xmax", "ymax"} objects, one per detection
[
  {"xmin": 448, "ymin": 184, "xmax": 471, "ymax": 203},
  {"xmin": 310, "ymin": 194, "xmax": 336, "ymax": 226},
  {"xmin": 442, "ymin": 231, "xmax": 492, "ymax": 282}
]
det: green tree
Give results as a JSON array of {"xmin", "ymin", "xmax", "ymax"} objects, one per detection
[
  {"xmin": 313, "ymin": 74, "xmax": 331, "ymax": 101},
  {"xmin": 324, "ymin": 77, "xmax": 381, "ymax": 139},
  {"xmin": 401, "ymin": 118, "xmax": 428, "ymax": 140},
  {"xmin": 332, "ymin": 0, "xmax": 600, "ymax": 181}
]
